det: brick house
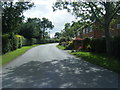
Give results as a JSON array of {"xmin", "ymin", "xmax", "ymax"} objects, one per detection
[
  {"xmin": 73, "ymin": 20, "xmax": 120, "ymax": 50},
  {"xmin": 78, "ymin": 21, "xmax": 120, "ymax": 38}
]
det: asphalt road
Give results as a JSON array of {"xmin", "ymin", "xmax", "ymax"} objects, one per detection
[{"xmin": 2, "ymin": 43, "xmax": 119, "ymax": 88}]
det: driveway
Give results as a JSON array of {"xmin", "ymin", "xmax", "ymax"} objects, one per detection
[{"xmin": 2, "ymin": 43, "xmax": 119, "ymax": 88}]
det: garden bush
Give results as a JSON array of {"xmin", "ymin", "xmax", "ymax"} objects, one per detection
[
  {"xmin": 65, "ymin": 41, "xmax": 74, "ymax": 50},
  {"xmin": 2, "ymin": 34, "xmax": 29, "ymax": 54},
  {"xmin": 10, "ymin": 34, "xmax": 18, "ymax": 51},
  {"xmin": 82, "ymin": 37, "xmax": 120, "ymax": 59},
  {"xmin": 83, "ymin": 38, "xmax": 91, "ymax": 50},
  {"xmin": 2, "ymin": 33, "xmax": 19, "ymax": 53},
  {"xmin": 2, "ymin": 34, "xmax": 12, "ymax": 54},
  {"xmin": 24, "ymin": 38, "xmax": 37, "ymax": 45},
  {"xmin": 59, "ymin": 37, "xmax": 67, "ymax": 45},
  {"xmin": 112, "ymin": 36, "xmax": 120, "ymax": 59},
  {"xmin": 16, "ymin": 35, "xmax": 23, "ymax": 48},
  {"xmin": 90, "ymin": 38, "xmax": 106, "ymax": 53},
  {"xmin": 22, "ymin": 37, "xmax": 28, "ymax": 46}
]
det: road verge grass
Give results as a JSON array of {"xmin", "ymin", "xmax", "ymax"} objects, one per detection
[
  {"xmin": 0, "ymin": 44, "xmax": 41, "ymax": 65},
  {"xmin": 71, "ymin": 51, "xmax": 120, "ymax": 73},
  {"xmin": 56, "ymin": 45, "xmax": 120, "ymax": 73},
  {"xmin": 56, "ymin": 45, "xmax": 66, "ymax": 50}
]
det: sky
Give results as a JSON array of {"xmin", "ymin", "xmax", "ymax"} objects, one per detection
[{"xmin": 23, "ymin": 0, "xmax": 77, "ymax": 38}]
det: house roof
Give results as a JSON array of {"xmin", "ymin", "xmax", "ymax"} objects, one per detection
[{"xmin": 73, "ymin": 37, "xmax": 84, "ymax": 41}]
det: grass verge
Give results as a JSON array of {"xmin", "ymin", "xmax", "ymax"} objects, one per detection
[
  {"xmin": 71, "ymin": 51, "xmax": 120, "ymax": 73},
  {"xmin": 56, "ymin": 45, "xmax": 66, "ymax": 50},
  {"xmin": 0, "ymin": 44, "xmax": 41, "ymax": 65}
]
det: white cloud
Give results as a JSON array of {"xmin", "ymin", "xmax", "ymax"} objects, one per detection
[{"xmin": 23, "ymin": 0, "xmax": 76, "ymax": 37}]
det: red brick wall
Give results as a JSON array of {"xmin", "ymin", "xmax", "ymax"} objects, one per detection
[{"xmin": 81, "ymin": 22, "xmax": 120, "ymax": 38}]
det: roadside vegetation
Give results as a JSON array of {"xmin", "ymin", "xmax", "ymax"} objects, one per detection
[
  {"xmin": 54, "ymin": 1, "xmax": 120, "ymax": 73},
  {"xmin": 71, "ymin": 51, "xmax": 120, "ymax": 73},
  {"xmin": 1, "ymin": 44, "xmax": 45, "ymax": 65},
  {"xmin": 2, "ymin": 2, "xmax": 55, "ymax": 55},
  {"xmin": 56, "ymin": 44, "xmax": 120, "ymax": 73},
  {"xmin": 1, "ymin": 44, "xmax": 41, "ymax": 65},
  {"xmin": 57, "ymin": 45, "xmax": 66, "ymax": 50}
]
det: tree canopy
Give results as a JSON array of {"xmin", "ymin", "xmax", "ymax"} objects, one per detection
[
  {"xmin": 2, "ymin": 2, "xmax": 34, "ymax": 34},
  {"xmin": 53, "ymin": 1, "xmax": 120, "ymax": 55}
]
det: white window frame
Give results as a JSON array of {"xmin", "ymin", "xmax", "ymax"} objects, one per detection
[
  {"xmin": 83, "ymin": 29, "xmax": 85, "ymax": 34},
  {"xmin": 86, "ymin": 27, "xmax": 89, "ymax": 33},
  {"xmin": 117, "ymin": 24, "xmax": 120, "ymax": 29},
  {"xmin": 90, "ymin": 26, "xmax": 93, "ymax": 32}
]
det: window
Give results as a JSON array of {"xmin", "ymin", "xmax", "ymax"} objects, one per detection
[
  {"xmin": 117, "ymin": 24, "xmax": 120, "ymax": 29},
  {"xmin": 90, "ymin": 26, "xmax": 93, "ymax": 32},
  {"xmin": 83, "ymin": 29, "xmax": 85, "ymax": 34},
  {"xmin": 86, "ymin": 28, "xmax": 89, "ymax": 33}
]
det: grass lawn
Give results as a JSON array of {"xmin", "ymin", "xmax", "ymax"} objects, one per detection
[
  {"xmin": 56, "ymin": 45, "xmax": 66, "ymax": 50},
  {"xmin": 0, "ymin": 44, "xmax": 41, "ymax": 65},
  {"xmin": 71, "ymin": 51, "xmax": 120, "ymax": 73}
]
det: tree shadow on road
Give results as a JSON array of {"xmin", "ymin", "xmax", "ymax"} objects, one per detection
[{"xmin": 2, "ymin": 57, "xmax": 119, "ymax": 88}]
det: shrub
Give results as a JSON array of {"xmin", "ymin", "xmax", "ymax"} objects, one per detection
[
  {"xmin": 2, "ymin": 34, "xmax": 12, "ymax": 54},
  {"xmin": 31, "ymin": 38, "xmax": 37, "ymax": 45},
  {"xmin": 90, "ymin": 38, "xmax": 106, "ymax": 53},
  {"xmin": 112, "ymin": 36, "xmax": 120, "ymax": 59},
  {"xmin": 83, "ymin": 38, "xmax": 91, "ymax": 50},
  {"xmin": 16, "ymin": 35, "xmax": 23, "ymax": 48},
  {"xmin": 65, "ymin": 41, "xmax": 74, "ymax": 50},
  {"xmin": 10, "ymin": 34, "xmax": 18, "ymax": 51},
  {"xmin": 22, "ymin": 37, "xmax": 28, "ymax": 46},
  {"xmin": 24, "ymin": 38, "xmax": 37, "ymax": 45},
  {"xmin": 2, "ymin": 33, "xmax": 19, "ymax": 53},
  {"xmin": 59, "ymin": 37, "xmax": 67, "ymax": 45}
]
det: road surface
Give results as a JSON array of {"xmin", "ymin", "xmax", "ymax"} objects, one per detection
[{"xmin": 2, "ymin": 43, "xmax": 119, "ymax": 88}]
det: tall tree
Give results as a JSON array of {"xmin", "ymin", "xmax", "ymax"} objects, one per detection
[
  {"xmin": 54, "ymin": 32, "xmax": 61, "ymax": 39},
  {"xmin": 53, "ymin": 1, "xmax": 120, "ymax": 55},
  {"xmin": 2, "ymin": 2, "xmax": 34, "ymax": 34},
  {"xmin": 40, "ymin": 17, "xmax": 54, "ymax": 39}
]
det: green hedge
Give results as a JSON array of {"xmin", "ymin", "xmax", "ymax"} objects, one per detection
[
  {"xmin": 2, "ymin": 34, "xmax": 12, "ymax": 54},
  {"xmin": 83, "ymin": 38, "xmax": 91, "ymax": 51},
  {"xmin": 90, "ymin": 38, "xmax": 106, "ymax": 53},
  {"xmin": 16, "ymin": 35, "xmax": 23, "ymax": 48},
  {"xmin": 2, "ymin": 34, "xmax": 27, "ymax": 54},
  {"xmin": 112, "ymin": 36, "xmax": 120, "ymax": 59},
  {"xmin": 82, "ymin": 36, "xmax": 120, "ymax": 59}
]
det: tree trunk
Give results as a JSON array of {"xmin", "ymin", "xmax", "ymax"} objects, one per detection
[
  {"xmin": 104, "ymin": 2, "xmax": 114, "ymax": 55},
  {"xmin": 104, "ymin": 22, "xmax": 113, "ymax": 55}
]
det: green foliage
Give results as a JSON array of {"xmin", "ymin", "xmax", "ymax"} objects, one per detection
[
  {"xmin": 65, "ymin": 41, "xmax": 74, "ymax": 50},
  {"xmin": 24, "ymin": 38, "xmax": 37, "ymax": 46},
  {"xmin": 2, "ymin": 34, "xmax": 12, "ymax": 54},
  {"xmin": 57, "ymin": 45, "xmax": 66, "ymax": 50},
  {"xmin": 2, "ymin": 2, "xmax": 34, "ymax": 34},
  {"xmin": 54, "ymin": 32, "xmax": 61, "ymax": 39},
  {"xmin": 112, "ymin": 36, "xmax": 120, "ymax": 59},
  {"xmin": 83, "ymin": 38, "xmax": 91, "ymax": 50},
  {"xmin": 2, "ymin": 34, "xmax": 19, "ymax": 54},
  {"xmin": 10, "ymin": 34, "xmax": 18, "ymax": 51},
  {"xmin": 19, "ymin": 23, "xmax": 39, "ymax": 39},
  {"xmin": 81, "ymin": 37, "xmax": 120, "ymax": 59},
  {"xmin": 40, "ymin": 17, "xmax": 54, "ymax": 39},
  {"xmin": 1, "ymin": 44, "xmax": 41, "ymax": 65},
  {"xmin": 16, "ymin": 35, "xmax": 23, "ymax": 48},
  {"xmin": 71, "ymin": 51, "xmax": 120, "ymax": 73},
  {"xmin": 59, "ymin": 37, "xmax": 67, "ymax": 44},
  {"xmin": 90, "ymin": 38, "xmax": 106, "ymax": 53},
  {"xmin": 53, "ymin": 1, "xmax": 120, "ymax": 55}
]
